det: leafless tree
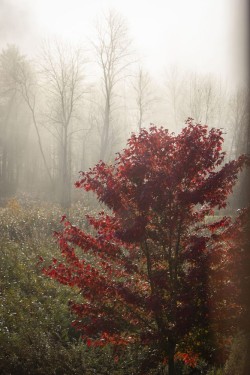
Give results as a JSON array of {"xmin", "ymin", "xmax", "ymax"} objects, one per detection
[
  {"xmin": 0, "ymin": 45, "xmax": 32, "ymax": 198},
  {"xmin": 164, "ymin": 66, "xmax": 185, "ymax": 129},
  {"xmin": 188, "ymin": 73, "xmax": 213, "ymax": 123},
  {"xmin": 184, "ymin": 73, "xmax": 226, "ymax": 127},
  {"xmin": 132, "ymin": 67, "xmax": 155, "ymax": 131},
  {"xmin": 17, "ymin": 56, "xmax": 54, "ymax": 188},
  {"xmin": 39, "ymin": 40, "xmax": 87, "ymax": 208},
  {"xmin": 228, "ymin": 86, "xmax": 249, "ymax": 159},
  {"xmin": 93, "ymin": 10, "xmax": 132, "ymax": 161}
]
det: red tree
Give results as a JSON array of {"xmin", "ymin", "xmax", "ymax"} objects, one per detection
[{"xmin": 43, "ymin": 120, "xmax": 248, "ymax": 374}]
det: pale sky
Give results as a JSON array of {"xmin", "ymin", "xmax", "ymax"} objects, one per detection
[{"xmin": 0, "ymin": 0, "xmax": 246, "ymax": 82}]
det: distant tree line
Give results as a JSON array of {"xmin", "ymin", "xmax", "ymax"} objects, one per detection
[{"xmin": 0, "ymin": 10, "xmax": 248, "ymax": 208}]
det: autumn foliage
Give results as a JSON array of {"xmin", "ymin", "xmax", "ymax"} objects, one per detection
[{"xmin": 43, "ymin": 120, "xmax": 248, "ymax": 374}]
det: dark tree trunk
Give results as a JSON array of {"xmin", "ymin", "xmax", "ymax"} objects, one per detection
[{"xmin": 168, "ymin": 338, "xmax": 176, "ymax": 375}]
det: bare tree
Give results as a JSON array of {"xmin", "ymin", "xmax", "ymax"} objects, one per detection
[
  {"xmin": 188, "ymin": 73, "xmax": 209, "ymax": 122},
  {"xmin": 228, "ymin": 86, "xmax": 249, "ymax": 159},
  {"xmin": 164, "ymin": 66, "xmax": 185, "ymax": 129},
  {"xmin": 93, "ymin": 10, "xmax": 132, "ymax": 161},
  {"xmin": 226, "ymin": 85, "xmax": 249, "ymax": 208},
  {"xmin": 17, "ymin": 56, "xmax": 54, "ymax": 189},
  {"xmin": 185, "ymin": 73, "xmax": 222, "ymax": 125},
  {"xmin": 132, "ymin": 67, "xmax": 155, "ymax": 131},
  {"xmin": 0, "ymin": 45, "xmax": 32, "ymax": 198},
  {"xmin": 39, "ymin": 40, "xmax": 87, "ymax": 208}
]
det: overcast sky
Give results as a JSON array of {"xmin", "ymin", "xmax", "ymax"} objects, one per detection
[{"xmin": 0, "ymin": 0, "xmax": 247, "ymax": 83}]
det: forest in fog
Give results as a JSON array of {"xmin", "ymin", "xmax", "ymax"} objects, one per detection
[
  {"xmin": 0, "ymin": 1, "xmax": 249, "ymax": 375},
  {"xmin": 0, "ymin": 8, "xmax": 248, "ymax": 208}
]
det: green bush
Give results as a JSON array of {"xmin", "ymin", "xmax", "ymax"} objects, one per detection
[{"xmin": 0, "ymin": 201, "xmax": 145, "ymax": 374}]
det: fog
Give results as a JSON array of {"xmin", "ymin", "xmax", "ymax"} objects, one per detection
[
  {"xmin": 0, "ymin": 0, "xmax": 239, "ymax": 78},
  {"xmin": 0, "ymin": 0, "xmax": 248, "ymax": 207}
]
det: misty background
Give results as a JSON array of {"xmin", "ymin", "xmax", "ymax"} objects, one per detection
[{"xmin": 0, "ymin": 0, "xmax": 248, "ymax": 208}]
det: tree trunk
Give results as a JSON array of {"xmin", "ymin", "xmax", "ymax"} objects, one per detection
[
  {"xmin": 2, "ymin": 147, "xmax": 7, "ymax": 196},
  {"xmin": 60, "ymin": 126, "xmax": 71, "ymax": 209},
  {"xmin": 100, "ymin": 96, "xmax": 110, "ymax": 161},
  {"xmin": 168, "ymin": 338, "xmax": 176, "ymax": 375}
]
